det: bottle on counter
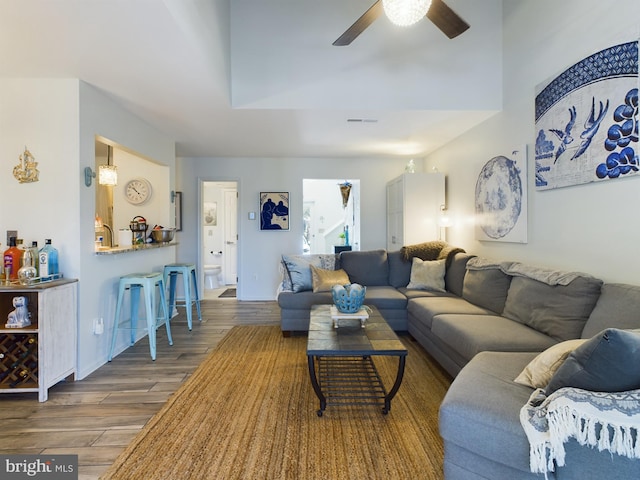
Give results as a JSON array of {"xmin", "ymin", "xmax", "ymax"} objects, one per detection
[
  {"xmin": 3, "ymin": 237, "xmax": 22, "ymax": 280},
  {"xmin": 39, "ymin": 239, "xmax": 59, "ymax": 280},
  {"xmin": 29, "ymin": 241, "xmax": 39, "ymax": 277},
  {"xmin": 15, "ymin": 239, "xmax": 25, "ymax": 266},
  {"xmin": 17, "ymin": 248, "xmax": 37, "ymax": 285}
]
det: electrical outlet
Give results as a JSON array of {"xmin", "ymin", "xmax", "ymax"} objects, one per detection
[{"xmin": 93, "ymin": 318, "xmax": 104, "ymax": 335}]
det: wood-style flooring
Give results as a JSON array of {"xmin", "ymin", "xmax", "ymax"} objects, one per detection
[{"xmin": 0, "ymin": 297, "xmax": 280, "ymax": 480}]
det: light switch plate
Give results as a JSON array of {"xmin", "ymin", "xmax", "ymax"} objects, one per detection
[{"xmin": 248, "ymin": 212, "xmax": 256, "ymax": 220}]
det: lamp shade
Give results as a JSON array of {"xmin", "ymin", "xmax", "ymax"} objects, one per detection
[
  {"xmin": 98, "ymin": 164, "xmax": 118, "ymax": 186},
  {"xmin": 382, "ymin": 0, "xmax": 432, "ymax": 27}
]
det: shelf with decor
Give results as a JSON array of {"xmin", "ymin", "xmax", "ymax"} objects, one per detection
[{"xmin": 0, "ymin": 279, "xmax": 77, "ymax": 401}]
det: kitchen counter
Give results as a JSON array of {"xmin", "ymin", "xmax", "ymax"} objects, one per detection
[{"xmin": 94, "ymin": 242, "xmax": 178, "ymax": 255}]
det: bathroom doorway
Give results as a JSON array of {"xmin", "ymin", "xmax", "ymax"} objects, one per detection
[{"xmin": 201, "ymin": 181, "xmax": 238, "ymax": 299}]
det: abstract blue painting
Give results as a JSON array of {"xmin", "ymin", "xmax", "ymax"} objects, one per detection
[
  {"xmin": 535, "ymin": 41, "xmax": 639, "ymax": 190},
  {"xmin": 475, "ymin": 148, "xmax": 528, "ymax": 243},
  {"xmin": 260, "ymin": 192, "xmax": 289, "ymax": 230}
]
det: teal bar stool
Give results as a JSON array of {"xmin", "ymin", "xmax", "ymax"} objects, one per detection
[
  {"xmin": 164, "ymin": 263, "xmax": 202, "ymax": 330},
  {"xmin": 108, "ymin": 272, "xmax": 173, "ymax": 361}
]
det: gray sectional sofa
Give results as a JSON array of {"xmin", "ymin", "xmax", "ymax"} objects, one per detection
[{"xmin": 277, "ymin": 247, "xmax": 640, "ymax": 479}]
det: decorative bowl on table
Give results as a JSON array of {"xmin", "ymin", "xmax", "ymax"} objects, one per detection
[{"xmin": 331, "ymin": 283, "xmax": 366, "ymax": 313}]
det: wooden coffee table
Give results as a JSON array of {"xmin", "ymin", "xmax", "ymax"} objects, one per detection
[{"xmin": 306, "ymin": 304, "xmax": 408, "ymax": 416}]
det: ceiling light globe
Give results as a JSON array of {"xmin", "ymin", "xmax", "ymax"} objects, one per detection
[{"xmin": 382, "ymin": 0, "xmax": 432, "ymax": 27}]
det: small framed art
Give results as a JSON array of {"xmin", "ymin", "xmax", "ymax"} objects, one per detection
[{"xmin": 260, "ymin": 192, "xmax": 289, "ymax": 230}]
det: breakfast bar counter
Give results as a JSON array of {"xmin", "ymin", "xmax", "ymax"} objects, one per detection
[{"xmin": 94, "ymin": 242, "xmax": 177, "ymax": 255}]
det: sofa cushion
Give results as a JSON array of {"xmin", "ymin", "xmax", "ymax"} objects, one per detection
[
  {"xmin": 281, "ymin": 254, "xmax": 337, "ymax": 292},
  {"xmin": 340, "ymin": 249, "xmax": 389, "ymax": 286},
  {"xmin": 310, "ymin": 266, "xmax": 349, "ymax": 293},
  {"xmin": 407, "ymin": 296, "xmax": 494, "ymax": 330},
  {"xmin": 440, "ymin": 351, "xmax": 540, "ymax": 475},
  {"xmin": 582, "ymin": 283, "xmax": 640, "ymax": 338},
  {"xmin": 431, "ymin": 314, "xmax": 557, "ymax": 363},
  {"xmin": 445, "ymin": 253, "xmax": 475, "ymax": 297},
  {"xmin": 407, "ymin": 258, "xmax": 446, "ymax": 292},
  {"xmin": 546, "ymin": 328, "xmax": 640, "ymax": 394},
  {"xmin": 387, "ymin": 250, "xmax": 412, "ymax": 288},
  {"xmin": 514, "ymin": 339, "xmax": 587, "ymax": 389},
  {"xmin": 502, "ymin": 275, "xmax": 603, "ymax": 341},
  {"xmin": 362, "ymin": 286, "xmax": 408, "ymax": 310},
  {"xmin": 462, "ymin": 267, "xmax": 512, "ymax": 314}
]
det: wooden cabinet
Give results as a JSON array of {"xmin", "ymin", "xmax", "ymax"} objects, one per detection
[
  {"xmin": 386, "ymin": 173, "xmax": 445, "ymax": 250},
  {"xmin": 0, "ymin": 279, "xmax": 77, "ymax": 401}
]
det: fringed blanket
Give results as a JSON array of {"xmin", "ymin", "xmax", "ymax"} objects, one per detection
[
  {"xmin": 400, "ymin": 240, "xmax": 465, "ymax": 268},
  {"xmin": 520, "ymin": 387, "xmax": 640, "ymax": 476}
]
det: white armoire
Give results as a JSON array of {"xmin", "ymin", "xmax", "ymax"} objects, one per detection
[{"xmin": 386, "ymin": 172, "xmax": 445, "ymax": 250}]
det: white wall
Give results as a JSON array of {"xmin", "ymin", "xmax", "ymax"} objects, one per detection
[
  {"xmin": 0, "ymin": 79, "xmax": 80, "ymax": 277},
  {"xmin": 176, "ymin": 157, "xmax": 412, "ymax": 300},
  {"xmin": 78, "ymin": 82, "xmax": 176, "ymax": 378},
  {"xmin": 112, "ymin": 149, "xmax": 172, "ymax": 232},
  {"xmin": 0, "ymin": 79, "xmax": 177, "ymax": 380},
  {"xmin": 423, "ymin": 0, "xmax": 640, "ymax": 284}
]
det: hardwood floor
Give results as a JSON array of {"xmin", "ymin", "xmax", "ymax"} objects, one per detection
[{"xmin": 0, "ymin": 298, "xmax": 280, "ymax": 480}]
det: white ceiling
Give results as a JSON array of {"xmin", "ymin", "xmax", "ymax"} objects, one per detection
[{"xmin": 0, "ymin": 0, "xmax": 503, "ymax": 158}]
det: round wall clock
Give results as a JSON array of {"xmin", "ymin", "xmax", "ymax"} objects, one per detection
[{"xmin": 124, "ymin": 177, "xmax": 152, "ymax": 205}]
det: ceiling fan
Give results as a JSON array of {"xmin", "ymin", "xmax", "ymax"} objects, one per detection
[{"xmin": 333, "ymin": 0, "xmax": 469, "ymax": 46}]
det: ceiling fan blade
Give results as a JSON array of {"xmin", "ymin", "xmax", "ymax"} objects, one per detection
[
  {"xmin": 333, "ymin": 1, "xmax": 383, "ymax": 46},
  {"xmin": 426, "ymin": 0, "xmax": 470, "ymax": 39}
]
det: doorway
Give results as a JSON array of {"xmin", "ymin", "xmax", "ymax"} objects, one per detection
[
  {"xmin": 303, "ymin": 179, "xmax": 360, "ymax": 254},
  {"xmin": 201, "ymin": 181, "xmax": 238, "ymax": 299}
]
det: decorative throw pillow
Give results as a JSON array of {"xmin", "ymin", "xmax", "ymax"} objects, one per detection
[
  {"xmin": 406, "ymin": 258, "xmax": 446, "ymax": 292},
  {"xmin": 546, "ymin": 328, "xmax": 640, "ymax": 395},
  {"xmin": 281, "ymin": 254, "xmax": 337, "ymax": 293},
  {"xmin": 310, "ymin": 265, "xmax": 350, "ymax": 293},
  {"xmin": 514, "ymin": 339, "xmax": 587, "ymax": 388}
]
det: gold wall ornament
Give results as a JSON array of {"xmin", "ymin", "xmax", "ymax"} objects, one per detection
[{"xmin": 13, "ymin": 147, "xmax": 39, "ymax": 183}]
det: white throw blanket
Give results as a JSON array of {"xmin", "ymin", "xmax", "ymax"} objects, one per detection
[{"xmin": 520, "ymin": 387, "xmax": 640, "ymax": 476}]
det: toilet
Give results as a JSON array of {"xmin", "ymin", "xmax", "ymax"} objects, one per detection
[{"xmin": 204, "ymin": 265, "xmax": 222, "ymax": 289}]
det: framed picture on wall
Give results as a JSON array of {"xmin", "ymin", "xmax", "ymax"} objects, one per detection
[
  {"xmin": 204, "ymin": 202, "xmax": 217, "ymax": 226},
  {"xmin": 175, "ymin": 191, "xmax": 183, "ymax": 231},
  {"xmin": 260, "ymin": 192, "xmax": 289, "ymax": 230}
]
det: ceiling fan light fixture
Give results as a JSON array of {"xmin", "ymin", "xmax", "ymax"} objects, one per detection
[{"xmin": 382, "ymin": 0, "xmax": 432, "ymax": 27}]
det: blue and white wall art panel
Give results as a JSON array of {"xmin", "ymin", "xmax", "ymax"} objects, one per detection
[
  {"xmin": 475, "ymin": 147, "xmax": 528, "ymax": 243},
  {"xmin": 535, "ymin": 40, "xmax": 639, "ymax": 190}
]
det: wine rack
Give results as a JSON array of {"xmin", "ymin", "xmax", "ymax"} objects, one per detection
[
  {"xmin": 0, "ymin": 334, "xmax": 39, "ymax": 388},
  {"xmin": 0, "ymin": 279, "xmax": 77, "ymax": 401}
]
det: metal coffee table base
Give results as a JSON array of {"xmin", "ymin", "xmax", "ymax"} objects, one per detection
[
  {"xmin": 306, "ymin": 304, "xmax": 408, "ymax": 417},
  {"xmin": 307, "ymin": 353, "xmax": 406, "ymax": 416}
]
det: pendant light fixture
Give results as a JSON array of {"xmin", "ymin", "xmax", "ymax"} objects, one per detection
[{"xmin": 98, "ymin": 145, "xmax": 118, "ymax": 186}]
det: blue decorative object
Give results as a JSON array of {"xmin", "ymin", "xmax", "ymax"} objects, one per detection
[
  {"xmin": 535, "ymin": 41, "xmax": 639, "ymax": 190},
  {"xmin": 474, "ymin": 149, "xmax": 528, "ymax": 244},
  {"xmin": 331, "ymin": 283, "xmax": 366, "ymax": 313}
]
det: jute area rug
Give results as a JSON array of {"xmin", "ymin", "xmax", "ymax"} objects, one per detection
[{"xmin": 101, "ymin": 325, "xmax": 452, "ymax": 480}]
